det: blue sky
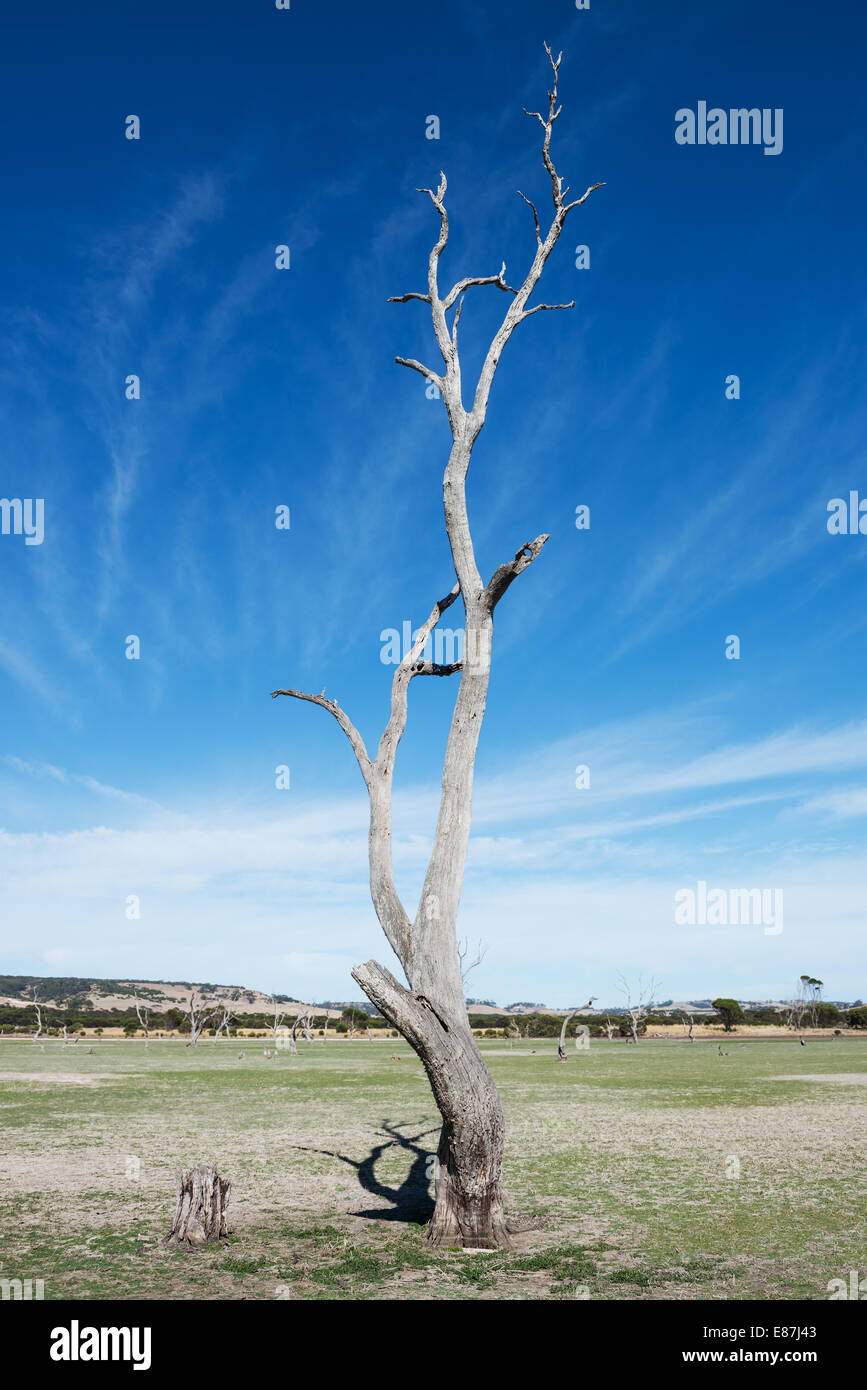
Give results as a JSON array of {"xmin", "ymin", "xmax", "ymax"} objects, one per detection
[{"xmin": 1, "ymin": 0, "xmax": 866, "ymax": 1007}]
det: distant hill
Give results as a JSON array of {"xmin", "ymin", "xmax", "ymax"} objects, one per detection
[
  {"xmin": 0, "ymin": 976, "xmax": 342, "ymax": 1019},
  {"xmin": 2, "ymin": 976, "xmax": 853, "ymax": 1019}
]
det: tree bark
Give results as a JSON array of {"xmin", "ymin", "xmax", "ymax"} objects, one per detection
[
  {"xmin": 165, "ymin": 1163, "xmax": 230, "ymax": 1250},
  {"xmin": 352, "ymin": 960, "xmax": 515, "ymax": 1249},
  {"xmin": 558, "ymin": 1011, "xmax": 577, "ymax": 1061}
]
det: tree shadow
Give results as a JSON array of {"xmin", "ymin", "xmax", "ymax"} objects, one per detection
[{"xmin": 292, "ymin": 1118, "xmax": 438, "ymax": 1225}]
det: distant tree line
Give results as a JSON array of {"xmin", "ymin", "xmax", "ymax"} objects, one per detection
[{"xmin": 0, "ymin": 1003, "xmax": 387, "ymax": 1035}]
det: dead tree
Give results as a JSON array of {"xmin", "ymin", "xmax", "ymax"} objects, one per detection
[
  {"xmin": 618, "ymin": 975, "xmax": 660, "ymax": 1044},
  {"xmin": 185, "ymin": 990, "xmax": 216, "ymax": 1047},
  {"xmin": 272, "ymin": 45, "xmax": 603, "ymax": 1249},
  {"xmin": 213, "ymin": 1005, "xmax": 234, "ymax": 1044},
  {"xmin": 269, "ymin": 996, "xmax": 287, "ymax": 1052},
  {"xmin": 134, "ymin": 995, "xmax": 152, "ymax": 1048},
  {"xmin": 793, "ymin": 975, "xmax": 822, "ymax": 1029},
  {"xmin": 458, "ymin": 937, "xmax": 488, "ymax": 982},
  {"xmin": 603, "ymin": 1016, "xmax": 617, "ymax": 1041},
  {"xmin": 682, "ymin": 1013, "xmax": 695, "ymax": 1042},
  {"xmin": 25, "ymin": 986, "xmax": 44, "ymax": 1044},
  {"xmin": 165, "ymin": 1163, "xmax": 231, "ymax": 1249},
  {"xmin": 557, "ymin": 997, "xmax": 597, "ymax": 1061},
  {"xmin": 290, "ymin": 1007, "xmax": 315, "ymax": 1054}
]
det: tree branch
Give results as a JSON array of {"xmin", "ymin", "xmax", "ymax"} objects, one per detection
[
  {"xmin": 374, "ymin": 581, "xmax": 460, "ymax": 775},
  {"xmin": 516, "ymin": 190, "xmax": 542, "ymax": 245},
  {"xmin": 465, "ymin": 44, "xmax": 604, "ymax": 432},
  {"xmin": 442, "ymin": 264, "xmax": 517, "ymax": 310},
  {"xmin": 565, "ymin": 182, "xmax": 606, "ymax": 214},
  {"xmin": 483, "ymin": 534, "xmax": 550, "ymax": 611},
  {"xmin": 270, "ymin": 688, "xmax": 372, "ymax": 786},
  {"xmin": 523, "ymin": 43, "xmax": 568, "ymax": 213},
  {"xmin": 419, "ymin": 174, "xmax": 455, "ymax": 371},
  {"xmin": 394, "ymin": 356, "xmax": 445, "ymax": 394},
  {"xmin": 520, "ymin": 301, "xmax": 575, "ymax": 319}
]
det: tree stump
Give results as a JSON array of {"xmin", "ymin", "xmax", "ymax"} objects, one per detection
[{"xmin": 165, "ymin": 1163, "xmax": 231, "ymax": 1249}]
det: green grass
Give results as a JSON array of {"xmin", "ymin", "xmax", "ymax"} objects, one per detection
[{"xmin": 0, "ymin": 1036, "xmax": 864, "ymax": 1300}]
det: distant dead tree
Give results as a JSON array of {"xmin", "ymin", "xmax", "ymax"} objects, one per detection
[
  {"xmin": 289, "ymin": 1007, "xmax": 315, "ymax": 1055},
  {"xmin": 458, "ymin": 938, "xmax": 488, "ymax": 983},
  {"xmin": 185, "ymin": 990, "xmax": 216, "ymax": 1047},
  {"xmin": 271, "ymin": 44, "xmax": 604, "ymax": 1248},
  {"xmin": 269, "ymin": 996, "xmax": 288, "ymax": 1052},
  {"xmin": 213, "ymin": 1006, "xmax": 234, "ymax": 1044},
  {"xmin": 29, "ymin": 988, "xmax": 43, "ymax": 1043},
  {"xmin": 602, "ymin": 1016, "xmax": 617, "ymax": 1041},
  {"xmin": 682, "ymin": 1013, "xmax": 695, "ymax": 1042},
  {"xmin": 341, "ymin": 1008, "xmax": 360, "ymax": 1041},
  {"xmin": 618, "ymin": 975, "xmax": 660, "ymax": 1044},
  {"xmin": 557, "ymin": 998, "xmax": 597, "ymax": 1061},
  {"xmin": 134, "ymin": 995, "xmax": 152, "ymax": 1048},
  {"xmin": 787, "ymin": 974, "xmax": 823, "ymax": 1030}
]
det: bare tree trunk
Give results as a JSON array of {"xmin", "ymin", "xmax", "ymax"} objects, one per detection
[
  {"xmin": 558, "ymin": 998, "xmax": 596, "ymax": 1059},
  {"xmin": 558, "ymin": 1012, "xmax": 576, "ymax": 1062},
  {"xmin": 165, "ymin": 1163, "xmax": 231, "ymax": 1249},
  {"xmin": 271, "ymin": 996, "xmax": 286, "ymax": 1051},
  {"xmin": 134, "ymin": 996, "xmax": 151, "ymax": 1049},
  {"xmin": 355, "ymin": 961, "xmax": 512, "ymax": 1248},
  {"xmin": 273, "ymin": 47, "xmax": 603, "ymax": 1249}
]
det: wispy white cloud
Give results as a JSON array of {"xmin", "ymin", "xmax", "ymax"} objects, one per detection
[{"xmin": 2, "ymin": 756, "xmax": 166, "ymax": 812}]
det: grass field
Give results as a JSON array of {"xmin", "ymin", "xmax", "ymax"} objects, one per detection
[{"xmin": 1, "ymin": 1036, "xmax": 864, "ymax": 1301}]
